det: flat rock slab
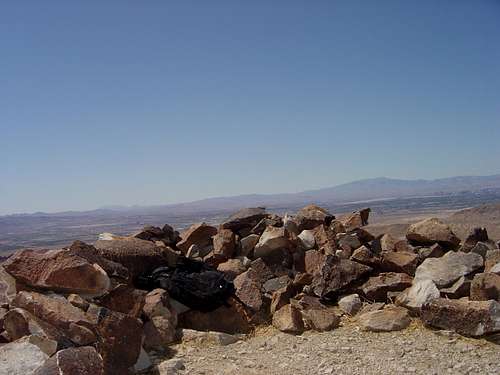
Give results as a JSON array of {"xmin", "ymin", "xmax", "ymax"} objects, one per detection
[
  {"xmin": 414, "ymin": 251, "xmax": 483, "ymax": 288},
  {"xmin": 421, "ymin": 298, "xmax": 500, "ymax": 337},
  {"xmin": 358, "ymin": 306, "xmax": 411, "ymax": 332}
]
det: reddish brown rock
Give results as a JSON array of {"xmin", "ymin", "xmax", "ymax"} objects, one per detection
[
  {"xmin": 96, "ymin": 284, "xmax": 147, "ymax": 318},
  {"xmin": 381, "ymin": 251, "xmax": 419, "ymax": 276},
  {"xmin": 212, "ymin": 229, "xmax": 236, "ymax": 258},
  {"xmin": 68, "ymin": 241, "xmax": 130, "ymax": 281},
  {"xmin": 272, "ymin": 304, "xmax": 304, "ymax": 334},
  {"xmin": 417, "ymin": 243, "xmax": 445, "ymax": 261},
  {"xmin": 4, "ymin": 249, "xmax": 110, "ymax": 296},
  {"xmin": 358, "ymin": 306, "xmax": 411, "ymax": 332},
  {"xmin": 295, "ymin": 205, "xmax": 334, "ymax": 231},
  {"xmin": 94, "ymin": 308, "xmax": 143, "ymax": 374},
  {"xmin": 301, "ymin": 308, "xmax": 340, "ymax": 331},
  {"xmin": 94, "ymin": 237, "xmax": 178, "ymax": 278},
  {"xmin": 485, "ymin": 250, "xmax": 500, "ymax": 272},
  {"xmin": 270, "ymin": 283, "xmax": 296, "ymax": 315},
  {"xmin": 178, "ymin": 296, "xmax": 252, "ymax": 334},
  {"xmin": 312, "ymin": 256, "xmax": 372, "ymax": 299},
  {"xmin": 34, "ymin": 346, "xmax": 104, "ymax": 375},
  {"xmin": 176, "ymin": 223, "xmax": 218, "ymax": 254},
  {"xmin": 350, "ymin": 246, "xmax": 381, "ymax": 268},
  {"xmin": 142, "ymin": 289, "xmax": 177, "ymax": 350},
  {"xmin": 360, "ymin": 273, "xmax": 413, "ymax": 302},
  {"xmin": 238, "ymin": 234, "xmax": 260, "ymax": 257},
  {"xmin": 406, "ymin": 218, "xmax": 460, "ymax": 249},
  {"xmin": 340, "ymin": 208, "xmax": 370, "ymax": 232},
  {"xmin": 233, "ymin": 270, "xmax": 264, "ymax": 312},
  {"xmin": 311, "ymin": 225, "xmax": 337, "ymax": 253},
  {"xmin": 217, "ymin": 258, "xmax": 247, "ymax": 280},
  {"xmin": 421, "ymin": 298, "xmax": 500, "ymax": 337},
  {"xmin": 304, "ymin": 250, "xmax": 327, "ymax": 276},
  {"xmin": 12, "ymin": 291, "xmax": 96, "ymax": 346},
  {"xmin": 67, "ymin": 294, "xmax": 89, "ymax": 311},
  {"xmin": 4, "ymin": 308, "xmax": 68, "ymax": 349},
  {"xmin": 470, "ymin": 273, "xmax": 500, "ymax": 301}
]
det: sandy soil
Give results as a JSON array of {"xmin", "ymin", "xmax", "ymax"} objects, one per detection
[{"xmin": 151, "ymin": 318, "xmax": 500, "ymax": 375}]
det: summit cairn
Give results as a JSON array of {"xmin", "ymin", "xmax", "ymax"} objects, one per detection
[{"xmin": 1, "ymin": 204, "xmax": 500, "ymax": 374}]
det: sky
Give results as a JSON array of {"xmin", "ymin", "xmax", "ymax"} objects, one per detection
[{"xmin": 1, "ymin": 1, "xmax": 499, "ymax": 215}]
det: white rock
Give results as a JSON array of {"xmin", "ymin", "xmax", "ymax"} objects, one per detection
[
  {"xmin": 338, "ymin": 294, "xmax": 363, "ymax": 316},
  {"xmin": 298, "ymin": 230, "xmax": 316, "ymax": 250},
  {"xmin": 396, "ymin": 279, "xmax": 440, "ymax": 314},
  {"xmin": 0, "ymin": 338, "xmax": 48, "ymax": 375}
]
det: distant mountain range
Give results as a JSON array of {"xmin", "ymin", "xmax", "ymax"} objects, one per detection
[{"xmin": 5, "ymin": 174, "xmax": 500, "ymax": 218}]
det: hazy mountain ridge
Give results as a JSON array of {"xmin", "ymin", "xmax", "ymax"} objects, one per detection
[{"xmin": 3, "ymin": 174, "xmax": 500, "ymax": 218}]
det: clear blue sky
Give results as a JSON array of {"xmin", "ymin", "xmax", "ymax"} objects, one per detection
[{"xmin": 1, "ymin": 1, "xmax": 499, "ymax": 214}]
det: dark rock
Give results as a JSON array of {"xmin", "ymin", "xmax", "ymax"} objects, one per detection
[
  {"xmin": 439, "ymin": 276, "xmax": 471, "ymax": 299},
  {"xmin": 221, "ymin": 207, "xmax": 269, "ymax": 232},
  {"xmin": 421, "ymin": 298, "xmax": 500, "ymax": 337},
  {"xmin": 417, "ymin": 244, "xmax": 444, "ymax": 261},
  {"xmin": 461, "ymin": 227, "xmax": 489, "ymax": 253},
  {"xmin": 360, "ymin": 272, "xmax": 413, "ymax": 302},
  {"xmin": 178, "ymin": 296, "xmax": 252, "ymax": 334},
  {"xmin": 96, "ymin": 284, "xmax": 147, "ymax": 318},
  {"xmin": 312, "ymin": 256, "xmax": 372, "ymax": 299}
]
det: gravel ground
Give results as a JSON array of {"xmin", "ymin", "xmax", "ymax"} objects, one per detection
[{"xmin": 151, "ymin": 318, "xmax": 500, "ymax": 375}]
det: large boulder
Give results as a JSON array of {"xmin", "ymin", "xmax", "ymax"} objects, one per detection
[
  {"xmin": 0, "ymin": 338, "xmax": 49, "ymax": 375},
  {"xmin": 12, "ymin": 291, "xmax": 96, "ymax": 346},
  {"xmin": 470, "ymin": 273, "xmax": 500, "ymax": 301},
  {"xmin": 34, "ymin": 346, "xmax": 104, "ymax": 375},
  {"xmin": 395, "ymin": 279, "xmax": 440, "ymax": 315},
  {"xmin": 357, "ymin": 306, "xmax": 411, "ymax": 332},
  {"xmin": 406, "ymin": 218, "xmax": 460, "ymax": 249},
  {"xmin": 414, "ymin": 251, "xmax": 483, "ymax": 288},
  {"xmin": 312, "ymin": 256, "xmax": 372, "ymax": 299},
  {"xmin": 221, "ymin": 208, "xmax": 269, "ymax": 232},
  {"xmin": 68, "ymin": 241, "xmax": 130, "ymax": 282},
  {"xmin": 3, "ymin": 249, "xmax": 110, "ymax": 296},
  {"xmin": 421, "ymin": 298, "xmax": 500, "ymax": 337},
  {"xmin": 94, "ymin": 237, "xmax": 178, "ymax": 278},
  {"xmin": 295, "ymin": 205, "xmax": 334, "ymax": 231},
  {"xmin": 360, "ymin": 272, "xmax": 413, "ymax": 302}
]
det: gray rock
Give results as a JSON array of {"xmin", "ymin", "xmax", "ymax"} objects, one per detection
[
  {"xmin": 0, "ymin": 338, "xmax": 48, "ymax": 375},
  {"xmin": 179, "ymin": 329, "xmax": 240, "ymax": 346},
  {"xmin": 414, "ymin": 251, "xmax": 483, "ymax": 288},
  {"xmin": 338, "ymin": 294, "xmax": 363, "ymax": 316},
  {"xmin": 395, "ymin": 279, "xmax": 440, "ymax": 315},
  {"xmin": 239, "ymin": 234, "xmax": 260, "ymax": 257}
]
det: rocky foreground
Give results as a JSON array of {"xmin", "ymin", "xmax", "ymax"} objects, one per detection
[{"xmin": 1, "ymin": 205, "xmax": 500, "ymax": 374}]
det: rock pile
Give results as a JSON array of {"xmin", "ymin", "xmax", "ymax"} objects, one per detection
[{"xmin": 1, "ymin": 205, "xmax": 500, "ymax": 374}]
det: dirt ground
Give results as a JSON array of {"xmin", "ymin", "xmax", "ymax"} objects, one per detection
[{"xmin": 152, "ymin": 318, "xmax": 500, "ymax": 375}]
